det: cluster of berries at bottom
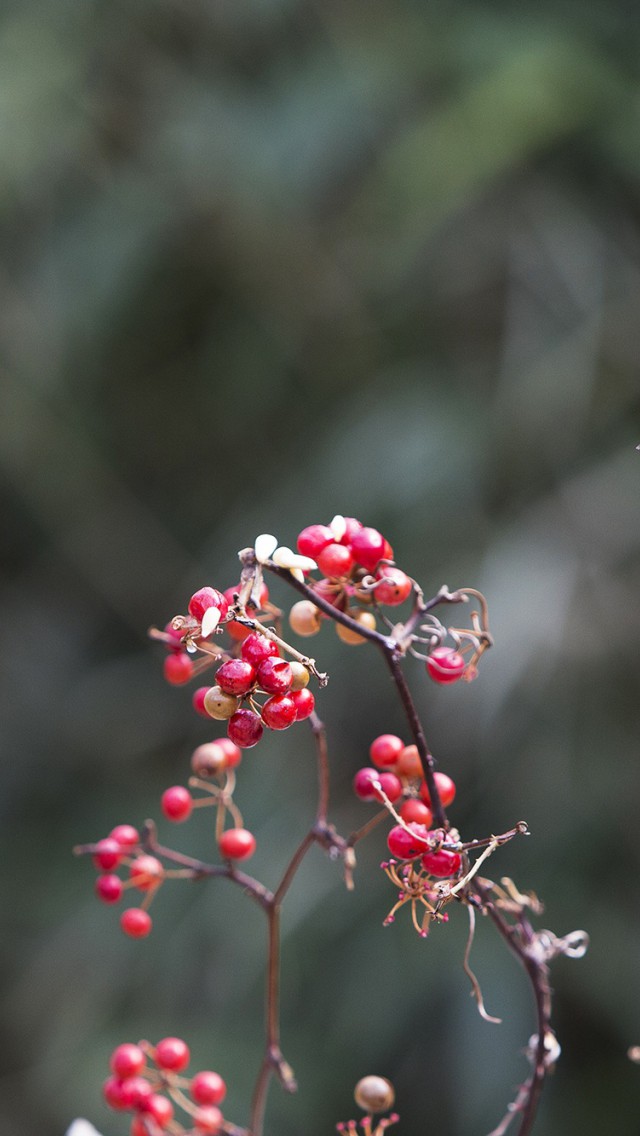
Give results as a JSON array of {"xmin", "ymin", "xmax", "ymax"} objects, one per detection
[
  {"xmin": 353, "ymin": 734, "xmax": 463, "ymax": 937},
  {"xmin": 104, "ymin": 1037, "xmax": 226, "ymax": 1135}
]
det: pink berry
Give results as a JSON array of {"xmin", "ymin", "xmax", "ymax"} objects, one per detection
[
  {"xmin": 374, "ymin": 567, "xmax": 412, "ymax": 605},
  {"xmin": 118, "ymin": 1075, "xmax": 153, "ymax": 1109},
  {"xmin": 316, "ymin": 542, "xmax": 355, "ymax": 578},
  {"xmin": 192, "ymin": 686, "xmax": 211, "ymax": 717},
  {"xmin": 426, "ymin": 647, "xmax": 466, "ymax": 684},
  {"xmin": 218, "ymin": 827, "xmax": 256, "ymax": 861},
  {"xmin": 163, "ymin": 652, "xmax": 194, "ymax": 685},
  {"xmin": 386, "ymin": 822, "xmax": 430, "ymax": 859},
  {"xmin": 261, "ymin": 693, "xmax": 296, "ymax": 730},
  {"xmin": 337, "ymin": 516, "xmax": 363, "ymax": 545},
  {"xmin": 188, "ymin": 587, "xmax": 229, "ymax": 623},
  {"xmin": 191, "ymin": 1071, "xmax": 227, "ymax": 1107},
  {"xmin": 103, "ymin": 1075, "xmax": 131, "ymax": 1110},
  {"xmin": 421, "ymin": 848, "xmax": 462, "ymax": 878},
  {"xmin": 241, "ymin": 633, "xmax": 279, "ymax": 667},
  {"xmin": 161, "ymin": 785, "xmax": 193, "ymax": 822},
  {"xmin": 297, "ymin": 524, "xmax": 334, "ymax": 558},
  {"xmin": 110, "ymin": 824, "xmax": 140, "ymax": 848},
  {"xmin": 215, "ymin": 658, "xmax": 257, "ymax": 696},
  {"xmin": 353, "ymin": 768, "xmax": 402, "ymax": 803},
  {"xmin": 155, "ymin": 1036, "xmax": 190, "ymax": 1072},
  {"xmin": 193, "ymin": 1106, "xmax": 224, "ymax": 1134},
  {"xmin": 350, "ymin": 527, "xmax": 387, "ymax": 571},
  {"xmin": 228, "ymin": 708, "xmax": 264, "ymax": 748},
  {"xmin": 369, "ymin": 734, "xmax": 404, "ymax": 769},
  {"xmin": 256, "ymin": 657, "xmax": 293, "ymax": 695},
  {"xmin": 129, "ymin": 855, "xmax": 164, "ymax": 890},
  {"xmin": 143, "ymin": 1093, "xmax": 174, "ymax": 1127},
  {"xmin": 419, "ymin": 771, "xmax": 456, "ymax": 808},
  {"xmin": 163, "ymin": 621, "xmax": 184, "ymax": 649},
  {"xmin": 96, "ymin": 874, "xmax": 123, "ymax": 904},
  {"xmin": 291, "ymin": 687, "xmax": 315, "ymax": 721},
  {"xmin": 93, "ymin": 837, "xmax": 123, "ymax": 871},
  {"xmin": 216, "ymin": 737, "xmax": 243, "ymax": 768},
  {"xmin": 110, "ymin": 1043, "xmax": 146, "ymax": 1079}
]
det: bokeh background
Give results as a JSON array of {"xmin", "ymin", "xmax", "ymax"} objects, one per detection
[{"xmin": 2, "ymin": 1, "xmax": 640, "ymax": 1134}]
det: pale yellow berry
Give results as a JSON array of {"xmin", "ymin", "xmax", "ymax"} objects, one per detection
[
  {"xmin": 354, "ymin": 1075, "xmax": 395, "ymax": 1113},
  {"xmin": 336, "ymin": 610, "xmax": 376, "ymax": 645},
  {"xmin": 203, "ymin": 686, "xmax": 241, "ymax": 720},
  {"xmin": 289, "ymin": 600, "xmax": 321, "ymax": 637}
]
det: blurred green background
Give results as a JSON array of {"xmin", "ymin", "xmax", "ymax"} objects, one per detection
[{"xmin": 2, "ymin": 0, "xmax": 640, "ymax": 1133}]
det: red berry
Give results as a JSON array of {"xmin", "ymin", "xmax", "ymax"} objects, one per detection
[
  {"xmin": 374, "ymin": 567, "xmax": 412, "ymax": 605},
  {"xmin": 353, "ymin": 767, "xmax": 402, "ymax": 803},
  {"xmin": 96, "ymin": 874, "xmax": 123, "ymax": 904},
  {"xmin": 369, "ymin": 734, "xmax": 404, "ymax": 769},
  {"xmin": 188, "ymin": 587, "xmax": 229, "ymax": 623},
  {"xmin": 386, "ymin": 822, "xmax": 430, "ymax": 859},
  {"xmin": 228, "ymin": 709, "xmax": 263, "ymax": 748},
  {"xmin": 193, "ymin": 1106, "xmax": 224, "ymax": 1134},
  {"xmin": 421, "ymin": 848, "xmax": 462, "ymax": 878},
  {"xmin": 163, "ymin": 652, "xmax": 194, "ymax": 685},
  {"xmin": 192, "ymin": 686, "xmax": 211, "ymax": 717},
  {"xmin": 419, "ymin": 771, "xmax": 456, "ymax": 808},
  {"xmin": 155, "ymin": 1036, "xmax": 190, "ymax": 1071},
  {"xmin": 218, "ymin": 827, "xmax": 256, "ymax": 861},
  {"xmin": 191, "ymin": 1071, "xmax": 227, "ymax": 1107},
  {"xmin": 216, "ymin": 737, "xmax": 242, "ymax": 768},
  {"xmin": 163, "ymin": 621, "xmax": 184, "ymax": 649},
  {"xmin": 426, "ymin": 647, "xmax": 466, "ymax": 684},
  {"xmin": 256, "ymin": 657, "xmax": 293, "ymax": 695},
  {"xmin": 291, "ymin": 687, "xmax": 315, "ymax": 721},
  {"xmin": 131, "ymin": 1117, "xmax": 154, "ymax": 1136},
  {"xmin": 110, "ymin": 824, "xmax": 140, "ymax": 848},
  {"xmin": 118, "ymin": 1075, "xmax": 153, "ymax": 1110},
  {"xmin": 241, "ymin": 633, "xmax": 279, "ymax": 667},
  {"xmin": 316, "ymin": 542, "xmax": 355, "ymax": 578},
  {"xmin": 261, "ymin": 693, "xmax": 296, "ymax": 730},
  {"xmin": 103, "ymin": 1075, "xmax": 131, "ymax": 1110},
  {"xmin": 93, "ymin": 837, "xmax": 123, "ymax": 871},
  {"xmin": 350, "ymin": 527, "xmax": 387, "ymax": 571},
  {"xmin": 143, "ymin": 1093, "xmax": 174, "ymax": 1127},
  {"xmin": 337, "ymin": 516, "xmax": 363, "ymax": 545},
  {"xmin": 110, "ymin": 1043, "xmax": 146, "ymax": 1079},
  {"xmin": 215, "ymin": 658, "xmax": 257, "ymax": 696},
  {"xmin": 161, "ymin": 785, "xmax": 193, "ymax": 823},
  {"xmin": 297, "ymin": 524, "xmax": 334, "ymax": 558},
  {"xmin": 129, "ymin": 855, "xmax": 164, "ymax": 890},
  {"xmin": 400, "ymin": 799, "xmax": 433, "ymax": 827}
]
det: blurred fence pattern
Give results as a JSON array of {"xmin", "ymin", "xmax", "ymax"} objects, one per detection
[{"xmin": 1, "ymin": 1, "xmax": 640, "ymax": 1134}]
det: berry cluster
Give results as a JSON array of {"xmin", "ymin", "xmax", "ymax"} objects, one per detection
[{"xmin": 103, "ymin": 1037, "xmax": 226, "ymax": 1135}]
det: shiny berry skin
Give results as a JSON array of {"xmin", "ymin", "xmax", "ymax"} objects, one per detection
[
  {"xmin": 163, "ymin": 651, "xmax": 194, "ymax": 685},
  {"xmin": 291, "ymin": 688, "xmax": 315, "ymax": 720},
  {"xmin": 96, "ymin": 874, "xmax": 123, "ymax": 904},
  {"xmin": 117, "ymin": 1075, "xmax": 153, "ymax": 1110},
  {"xmin": 400, "ymin": 799, "xmax": 433, "ymax": 827},
  {"xmin": 103, "ymin": 1075, "xmax": 131, "ymax": 1110},
  {"xmin": 289, "ymin": 600, "xmax": 321, "ymax": 636},
  {"xmin": 316, "ymin": 542, "xmax": 355, "ymax": 578},
  {"xmin": 190, "ymin": 1071, "xmax": 227, "ymax": 1107},
  {"xmin": 350, "ymin": 527, "xmax": 387, "ymax": 571},
  {"xmin": 203, "ymin": 686, "xmax": 241, "ymax": 720},
  {"xmin": 421, "ymin": 848, "xmax": 462, "ymax": 877},
  {"xmin": 395, "ymin": 744, "xmax": 423, "ymax": 778},
  {"xmin": 188, "ymin": 587, "xmax": 229, "ymax": 623},
  {"xmin": 119, "ymin": 904, "xmax": 152, "ymax": 940},
  {"xmin": 257, "ymin": 657, "xmax": 293, "ymax": 694},
  {"xmin": 215, "ymin": 658, "xmax": 257, "ymax": 696},
  {"xmin": 129, "ymin": 855, "xmax": 164, "ymax": 890},
  {"xmin": 110, "ymin": 1043, "xmax": 146, "ymax": 1079},
  {"xmin": 289, "ymin": 661, "xmax": 310, "ymax": 690},
  {"xmin": 155, "ymin": 1036, "xmax": 190, "ymax": 1071},
  {"xmin": 216, "ymin": 737, "xmax": 243, "ymax": 768},
  {"xmin": 110, "ymin": 824, "xmax": 140, "ymax": 848},
  {"xmin": 261, "ymin": 693, "xmax": 296, "ymax": 730},
  {"xmin": 374, "ymin": 567, "xmax": 412, "ymax": 605},
  {"xmin": 369, "ymin": 734, "xmax": 404, "ymax": 769},
  {"xmin": 386, "ymin": 822, "xmax": 430, "ymax": 859},
  {"xmin": 93, "ymin": 838, "xmax": 123, "ymax": 871},
  {"xmin": 241, "ymin": 633, "xmax": 279, "ymax": 667},
  {"xmin": 426, "ymin": 647, "xmax": 466, "ymax": 684},
  {"xmin": 218, "ymin": 827, "xmax": 256, "ymax": 861},
  {"xmin": 228, "ymin": 708, "xmax": 263, "ymax": 748},
  {"xmin": 143, "ymin": 1093, "xmax": 174, "ymax": 1127},
  {"xmin": 419, "ymin": 771, "xmax": 456, "ymax": 808},
  {"xmin": 297, "ymin": 524, "xmax": 334, "ymax": 558},
  {"xmin": 161, "ymin": 785, "xmax": 193, "ymax": 822},
  {"xmin": 191, "ymin": 742, "xmax": 228, "ymax": 778},
  {"xmin": 193, "ymin": 1106, "xmax": 224, "ymax": 1134},
  {"xmin": 353, "ymin": 767, "xmax": 402, "ymax": 803}
]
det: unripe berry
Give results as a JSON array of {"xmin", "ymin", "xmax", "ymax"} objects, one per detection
[
  {"xmin": 289, "ymin": 600, "xmax": 321, "ymax": 637},
  {"xmin": 261, "ymin": 693, "xmax": 296, "ymax": 730},
  {"xmin": 421, "ymin": 848, "xmax": 462, "ymax": 877},
  {"xmin": 110, "ymin": 1043, "xmax": 146, "ymax": 1079},
  {"xmin": 419, "ymin": 771, "xmax": 456, "ymax": 808},
  {"xmin": 386, "ymin": 822, "xmax": 430, "ymax": 859},
  {"xmin": 256, "ymin": 657, "xmax": 293, "ymax": 695},
  {"xmin": 203, "ymin": 686, "xmax": 241, "ymax": 720},
  {"xmin": 297, "ymin": 524, "xmax": 334, "ymax": 558},
  {"xmin": 215, "ymin": 658, "xmax": 257, "ymax": 696},
  {"xmin": 336, "ymin": 610, "xmax": 376, "ymax": 645},
  {"xmin": 191, "ymin": 742, "xmax": 228, "ymax": 778},
  {"xmin": 119, "ymin": 908, "xmax": 152, "ymax": 936},
  {"xmin": 161, "ymin": 785, "xmax": 193, "ymax": 822},
  {"xmin": 96, "ymin": 874, "xmax": 124, "ymax": 904},
  {"xmin": 426, "ymin": 647, "xmax": 466, "ymax": 684},
  {"xmin": 163, "ymin": 651, "xmax": 194, "ymax": 685},
  {"xmin": 241, "ymin": 632, "xmax": 279, "ymax": 667},
  {"xmin": 289, "ymin": 661, "xmax": 310, "ymax": 690},
  {"xmin": 369, "ymin": 734, "xmax": 404, "ymax": 769},
  {"xmin": 155, "ymin": 1036, "xmax": 190, "ymax": 1071},
  {"xmin": 228, "ymin": 709, "xmax": 263, "ymax": 748},
  {"xmin": 218, "ymin": 827, "xmax": 256, "ymax": 861},
  {"xmin": 354, "ymin": 1075, "xmax": 395, "ymax": 1113},
  {"xmin": 374, "ymin": 566, "xmax": 412, "ymax": 605},
  {"xmin": 291, "ymin": 688, "xmax": 315, "ymax": 721},
  {"xmin": 191, "ymin": 1071, "xmax": 227, "ymax": 1107}
]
